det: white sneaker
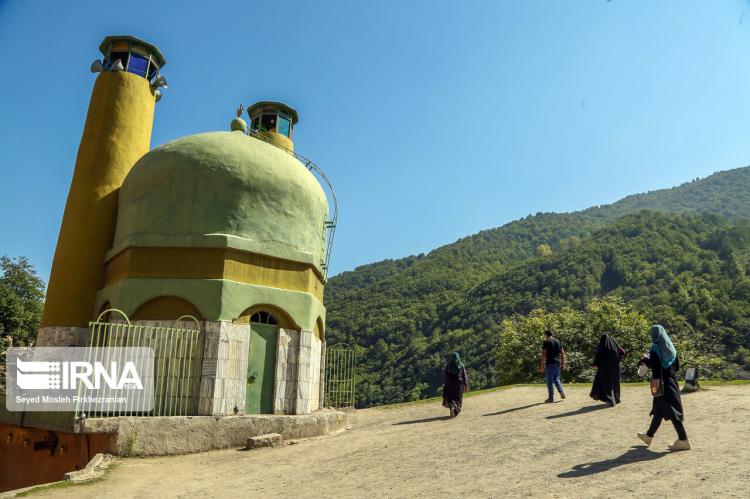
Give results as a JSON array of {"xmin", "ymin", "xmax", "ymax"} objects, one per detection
[
  {"xmin": 637, "ymin": 432, "xmax": 653, "ymax": 446},
  {"xmin": 668, "ymin": 439, "xmax": 691, "ymax": 451}
]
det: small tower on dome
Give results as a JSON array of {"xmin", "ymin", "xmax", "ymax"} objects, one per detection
[{"xmin": 247, "ymin": 101, "xmax": 299, "ymax": 151}]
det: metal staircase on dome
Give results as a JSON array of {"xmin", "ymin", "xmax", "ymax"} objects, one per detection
[{"xmin": 245, "ymin": 127, "xmax": 338, "ymax": 280}]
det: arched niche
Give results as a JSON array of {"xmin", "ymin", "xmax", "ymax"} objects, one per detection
[
  {"xmin": 234, "ymin": 304, "xmax": 297, "ymax": 330},
  {"xmin": 131, "ymin": 296, "xmax": 204, "ymax": 321},
  {"xmin": 314, "ymin": 317, "xmax": 324, "ymax": 341}
]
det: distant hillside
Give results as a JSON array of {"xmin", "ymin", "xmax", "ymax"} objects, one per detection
[
  {"xmin": 331, "ymin": 166, "xmax": 750, "ymax": 295},
  {"xmin": 326, "ymin": 166, "xmax": 750, "ymax": 407},
  {"xmin": 588, "ymin": 167, "xmax": 750, "ymax": 221}
]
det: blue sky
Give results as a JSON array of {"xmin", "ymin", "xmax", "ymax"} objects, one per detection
[{"xmin": 2, "ymin": 0, "xmax": 750, "ymax": 282}]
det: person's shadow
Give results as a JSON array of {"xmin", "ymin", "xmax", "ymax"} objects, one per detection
[
  {"xmin": 546, "ymin": 404, "xmax": 609, "ymax": 420},
  {"xmin": 393, "ymin": 415, "xmax": 452, "ymax": 425},
  {"xmin": 482, "ymin": 403, "xmax": 546, "ymax": 417},
  {"xmin": 558, "ymin": 446, "xmax": 668, "ymax": 478}
]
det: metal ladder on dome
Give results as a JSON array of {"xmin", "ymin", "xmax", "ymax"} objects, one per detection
[{"xmin": 246, "ymin": 128, "xmax": 338, "ymax": 280}]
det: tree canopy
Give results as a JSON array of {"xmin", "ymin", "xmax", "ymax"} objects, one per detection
[{"xmin": 0, "ymin": 255, "xmax": 45, "ymax": 347}]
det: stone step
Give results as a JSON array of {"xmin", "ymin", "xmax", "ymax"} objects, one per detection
[
  {"xmin": 63, "ymin": 453, "xmax": 109, "ymax": 482},
  {"xmin": 246, "ymin": 433, "xmax": 282, "ymax": 449}
]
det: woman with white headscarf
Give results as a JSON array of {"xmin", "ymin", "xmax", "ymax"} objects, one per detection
[{"xmin": 636, "ymin": 325, "xmax": 690, "ymax": 451}]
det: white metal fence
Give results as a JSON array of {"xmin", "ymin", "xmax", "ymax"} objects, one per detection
[
  {"xmin": 74, "ymin": 310, "xmax": 204, "ymax": 418},
  {"xmin": 324, "ymin": 344, "xmax": 356, "ymax": 408}
]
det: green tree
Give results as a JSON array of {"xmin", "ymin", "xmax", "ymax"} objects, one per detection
[
  {"xmin": 494, "ymin": 297, "xmax": 650, "ymax": 385},
  {"xmin": 536, "ymin": 244, "xmax": 553, "ymax": 257},
  {"xmin": 0, "ymin": 256, "xmax": 45, "ymax": 347}
]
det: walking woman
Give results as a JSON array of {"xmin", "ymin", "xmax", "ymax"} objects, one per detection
[
  {"xmin": 637, "ymin": 325, "xmax": 691, "ymax": 451},
  {"xmin": 442, "ymin": 352, "xmax": 469, "ymax": 417},
  {"xmin": 590, "ymin": 334, "xmax": 626, "ymax": 407}
]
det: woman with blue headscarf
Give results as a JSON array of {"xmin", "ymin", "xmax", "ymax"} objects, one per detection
[
  {"xmin": 442, "ymin": 352, "xmax": 469, "ymax": 417},
  {"xmin": 636, "ymin": 325, "xmax": 690, "ymax": 451}
]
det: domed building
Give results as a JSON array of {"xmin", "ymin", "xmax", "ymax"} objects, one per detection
[
  {"xmin": 106, "ymin": 130, "xmax": 328, "ymax": 321},
  {"xmin": 100, "ymin": 125, "xmax": 328, "ymax": 415},
  {"xmin": 36, "ymin": 36, "xmax": 335, "ymax": 416}
]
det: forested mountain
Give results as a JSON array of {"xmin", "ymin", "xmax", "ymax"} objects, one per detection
[{"xmin": 325, "ymin": 166, "xmax": 750, "ymax": 407}]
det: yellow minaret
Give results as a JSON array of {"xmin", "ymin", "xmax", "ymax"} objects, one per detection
[{"xmin": 41, "ymin": 36, "xmax": 167, "ymax": 328}]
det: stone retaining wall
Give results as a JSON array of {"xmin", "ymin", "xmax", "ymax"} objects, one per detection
[{"xmin": 80, "ymin": 410, "xmax": 347, "ymax": 456}]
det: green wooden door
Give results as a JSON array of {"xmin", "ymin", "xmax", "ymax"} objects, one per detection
[{"xmin": 245, "ymin": 324, "xmax": 278, "ymax": 414}]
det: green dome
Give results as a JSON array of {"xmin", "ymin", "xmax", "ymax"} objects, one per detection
[{"xmin": 112, "ymin": 131, "xmax": 329, "ymax": 271}]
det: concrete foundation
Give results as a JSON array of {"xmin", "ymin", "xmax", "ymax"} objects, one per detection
[{"xmin": 78, "ymin": 410, "xmax": 346, "ymax": 456}]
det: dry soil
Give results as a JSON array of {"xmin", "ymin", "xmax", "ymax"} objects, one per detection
[{"xmin": 29, "ymin": 384, "xmax": 750, "ymax": 498}]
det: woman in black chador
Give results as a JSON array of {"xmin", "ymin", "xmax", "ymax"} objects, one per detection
[
  {"xmin": 636, "ymin": 325, "xmax": 691, "ymax": 451},
  {"xmin": 442, "ymin": 352, "xmax": 469, "ymax": 417},
  {"xmin": 590, "ymin": 334, "xmax": 626, "ymax": 407}
]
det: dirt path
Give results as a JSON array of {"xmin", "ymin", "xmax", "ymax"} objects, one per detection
[{"xmin": 32, "ymin": 384, "xmax": 750, "ymax": 498}]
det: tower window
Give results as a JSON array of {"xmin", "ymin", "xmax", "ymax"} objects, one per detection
[
  {"xmin": 109, "ymin": 51, "xmax": 129, "ymax": 69},
  {"xmin": 127, "ymin": 53, "xmax": 150, "ymax": 77},
  {"xmin": 277, "ymin": 116, "xmax": 291, "ymax": 137},
  {"xmin": 148, "ymin": 61, "xmax": 160, "ymax": 81},
  {"xmin": 260, "ymin": 114, "xmax": 277, "ymax": 133},
  {"xmin": 250, "ymin": 311, "xmax": 278, "ymax": 325}
]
